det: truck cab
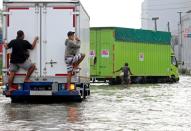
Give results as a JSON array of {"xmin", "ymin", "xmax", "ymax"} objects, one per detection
[{"xmin": 170, "ymin": 51, "xmax": 179, "ymax": 82}]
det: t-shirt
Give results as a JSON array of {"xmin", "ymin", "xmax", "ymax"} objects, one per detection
[
  {"xmin": 8, "ymin": 39, "xmax": 32, "ymax": 64},
  {"xmin": 65, "ymin": 39, "xmax": 81, "ymax": 57},
  {"xmin": 122, "ymin": 66, "xmax": 129, "ymax": 77}
]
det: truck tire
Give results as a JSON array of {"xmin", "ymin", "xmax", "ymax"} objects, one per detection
[
  {"xmin": 109, "ymin": 79, "xmax": 116, "ymax": 85},
  {"xmin": 170, "ymin": 75, "xmax": 176, "ymax": 83}
]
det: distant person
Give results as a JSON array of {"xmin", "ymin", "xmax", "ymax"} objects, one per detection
[
  {"xmin": 65, "ymin": 31, "xmax": 85, "ymax": 89},
  {"xmin": 115, "ymin": 63, "xmax": 133, "ymax": 84},
  {"xmin": 4, "ymin": 30, "xmax": 38, "ymax": 91}
]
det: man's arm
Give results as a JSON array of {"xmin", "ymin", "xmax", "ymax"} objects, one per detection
[
  {"xmin": 75, "ymin": 36, "xmax": 81, "ymax": 47},
  {"xmin": 129, "ymin": 68, "xmax": 133, "ymax": 75},
  {"xmin": 3, "ymin": 43, "xmax": 9, "ymax": 49},
  {"xmin": 115, "ymin": 67, "xmax": 122, "ymax": 73},
  {"xmin": 3, "ymin": 40, "xmax": 11, "ymax": 49},
  {"xmin": 31, "ymin": 37, "xmax": 39, "ymax": 49}
]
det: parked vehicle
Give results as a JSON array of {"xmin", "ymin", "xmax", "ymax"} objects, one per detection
[
  {"xmin": 90, "ymin": 27, "xmax": 179, "ymax": 84},
  {"xmin": 2, "ymin": 0, "xmax": 90, "ymax": 102}
]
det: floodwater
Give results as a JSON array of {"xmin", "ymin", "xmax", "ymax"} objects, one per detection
[{"xmin": 1, "ymin": 76, "xmax": 191, "ymax": 131}]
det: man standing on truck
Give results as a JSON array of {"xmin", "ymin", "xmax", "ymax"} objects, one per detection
[
  {"xmin": 4, "ymin": 30, "xmax": 38, "ymax": 91},
  {"xmin": 115, "ymin": 63, "xmax": 133, "ymax": 85},
  {"xmin": 65, "ymin": 31, "xmax": 85, "ymax": 89}
]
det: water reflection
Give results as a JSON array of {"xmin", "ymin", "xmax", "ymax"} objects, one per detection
[{"xmin": 0, "ymin": 102, "xmax": 83, "ymax": 130}]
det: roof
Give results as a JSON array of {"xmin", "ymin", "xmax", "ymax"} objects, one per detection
[{"xmin": 91, "ymin": 27, "xmax": 172, "ymax": 44}]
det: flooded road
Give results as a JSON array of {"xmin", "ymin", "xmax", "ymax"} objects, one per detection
[{"xmin": 1, "ymin": 76, "xmax": 191, "ymax": 130}]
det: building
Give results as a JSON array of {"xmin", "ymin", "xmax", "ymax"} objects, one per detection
[
  {"xmin": 142, "ymin": 0, "xmax": 191, "ymax": 34},
  {"xmin": 179, "ymin": 12, "xmax": 191, "ymax": 72}
]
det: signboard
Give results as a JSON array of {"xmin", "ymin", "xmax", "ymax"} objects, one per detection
[
  {"xmin": 89, "ymin": 50, "xmax": 96, "ymax": 58},
  {"xmin": 184, "ymin": 33, "xmax": 191, "ymax": 38},
  {"xmin": 139, "ymin": 53, "xmax": 144, "ymax": 61},
  {"xmin": 101, "ymin": 50, "xmax": 109, "ymax": 58},
  {"xmin": 183, "ymin": 27, "xmax": 191, "ymax": 38}
]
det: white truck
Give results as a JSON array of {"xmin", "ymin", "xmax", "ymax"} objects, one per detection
[{"xmin": 2, "ymin": 0, "xmax": 90, "ymax": 102}]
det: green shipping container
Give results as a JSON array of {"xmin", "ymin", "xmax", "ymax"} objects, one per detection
[{"xmin": 90, "ymin": 27, "xmax": 179, "ymax": 84}]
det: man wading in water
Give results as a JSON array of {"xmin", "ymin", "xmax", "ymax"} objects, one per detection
[{"xmin": 115, "ymin": 63, "xmax": 133, "ymax": 85}]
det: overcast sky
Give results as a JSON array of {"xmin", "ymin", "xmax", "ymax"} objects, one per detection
[
  {"xmin": 0, "ymin": 0, "xmax": 144, "ymax": 28},
  {"xmin": 80, "ymin": 0, "xmax": 144, "ymax": 28}
]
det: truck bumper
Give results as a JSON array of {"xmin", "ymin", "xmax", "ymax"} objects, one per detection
[{"xmin": 3, "ymin": 82, "xmax": 90, "ymax": 103}]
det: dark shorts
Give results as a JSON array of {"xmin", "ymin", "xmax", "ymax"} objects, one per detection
[{"xmin": 9, "ymin": 59, "xmax": 33, "ymax": 72}]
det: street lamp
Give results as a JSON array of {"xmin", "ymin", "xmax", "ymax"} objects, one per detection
[{"xmin": 152, "ymin": 17, "xmax": 159, "ymax": 31}]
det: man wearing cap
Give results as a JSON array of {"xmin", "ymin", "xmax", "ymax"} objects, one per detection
[
  {"xmin": 4, "ymin": 30, "xmax": 38, "ymax": 91},
  {"xmin": 65, "ymin": 31, "xmax": 85, "ymax": 88}
]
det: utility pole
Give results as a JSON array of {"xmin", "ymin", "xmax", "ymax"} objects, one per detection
[
  {"xmin": 177, "ymin": 11, "xmax": 183, "ymax": 65},
  {"xmin": 167, "ymin": 21, "xmax": 170, "ymax": 32},
  {"xmin": 152, "ymin": 17, "xmax": 159, "ymax": 31}
]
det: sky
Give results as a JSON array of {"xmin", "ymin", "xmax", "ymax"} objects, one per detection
[
  {"xmin": 80, "ymin": 0, "xmax": 144, "ymax": 28},
  {"xmin": 0, "ymin": 0, "xmax": 144, "ymax": 28}
]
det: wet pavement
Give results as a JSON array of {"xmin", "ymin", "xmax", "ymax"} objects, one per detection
[{"xmin": 0, "ymin": 76, "xmax": 191, "ymax": 131}]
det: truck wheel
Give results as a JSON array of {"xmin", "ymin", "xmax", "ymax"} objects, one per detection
[
  {"xmin": 84, "ymin": 84, "xmax": 90, "ymax": 97},
  {"xmin": 109, "ymin": 79, "xmax": 116, "ymax": 85},
  {"xmin": 170, "ymin": 75, "xmax": 176, "ymax": 83},
  {"xmin": 82, "ymin": 84, "xmax": 89, "ymax": 99}
]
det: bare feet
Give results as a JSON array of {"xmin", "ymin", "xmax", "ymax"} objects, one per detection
[
  {"xmin": 8, "ymin": 88, "xmax": 17, "ymax": 92},
  {"xmin": 24, "ymin": 79, "xmax": 33, "ymax": 83},
  {"xmin": 6, "ymin": 88, "xmax": 17, "ymax": 96}
]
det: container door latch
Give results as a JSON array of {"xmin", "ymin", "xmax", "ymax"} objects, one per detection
[{"xmin": 46, "ymin": 59, "xmax": 57, "ymax": 67}]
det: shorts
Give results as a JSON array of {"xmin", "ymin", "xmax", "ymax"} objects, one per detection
[
  {"xmin": 10, "ymin": 59, "xmax": 33, "ymax": 72},
  {"xmin": 65, "ymin": 53, "xmax": 82, "ymax": 72}
]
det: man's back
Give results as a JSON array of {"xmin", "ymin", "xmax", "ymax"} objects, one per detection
[
  {"xmin": 122, "ymin": 66, "xmax": 129, "ymax": 77},
  {"xmin": 8, "ymin": 39, "xmax": 32, "ymax": 64}
]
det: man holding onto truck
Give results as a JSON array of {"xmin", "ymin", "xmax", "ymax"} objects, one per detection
[
  {"xmin": 65, "ymin": 31, "xmax": 85, "ymax": 89},
  {"xmin": 4, "ymin": 30, "xmax": 38, "ymax": 91},
  {"xmin": 115, "ymin": 63, "xmax": 133, "ymax": 85}
]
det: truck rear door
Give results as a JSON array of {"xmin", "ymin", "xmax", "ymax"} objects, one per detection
[
  {"xmin": 7, "ymin": 6, "xmax": 40, "ymax": 77},
  {"xmin": 41, "ymin": 6, "xmax": 75, "ymax": 77},
  {"xmin": 99, "ymin": 30, "xmax": 114, "ymax": 77}
]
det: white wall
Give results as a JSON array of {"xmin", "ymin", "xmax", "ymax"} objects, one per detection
[{"xmin": 181, "ymin": 13, "xmax": 191, "ymax": 70}]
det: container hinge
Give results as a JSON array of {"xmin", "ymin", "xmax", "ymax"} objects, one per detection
[
  {"xmin": 2, "ymin": 68, "xmax": 9, "ymax": 73},
  {"xmin": 35, "ymin": 6, "xmax": 40, "ymax": 14},
  {"xmin": 34, "ymin": 69, "xmax": 39, "ymax": 81},
  {"xmin": 43, "ymin": 5, "xmax": 47, "ymax": 14},
  {"xmin": 1, "ymin": 11, "xmax": 11, "ymax": 16},
  {"xmin": 72, "ymin": 11, "xmax": 80, "ymax": 16},
  {"xmin": 43, "ymin": 67, "xmax": 47, "ymax": 81}
]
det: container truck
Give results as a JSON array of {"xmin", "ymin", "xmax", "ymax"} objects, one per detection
[
  {"xmin": 90, "ymin": 27, "xmax": 179, "ymax": 84},
  {"xmin": 2, "ymin": 0, "xmax": 90, "ymax": 102}
]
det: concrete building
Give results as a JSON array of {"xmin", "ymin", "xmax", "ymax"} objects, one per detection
[
  {"xmin": 142, "ymin": 0, "xmax": 191, "ymax": 34},
  {"xmin": 179, "ymin": 12, "xmax": 191, "ymax": 72}
]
